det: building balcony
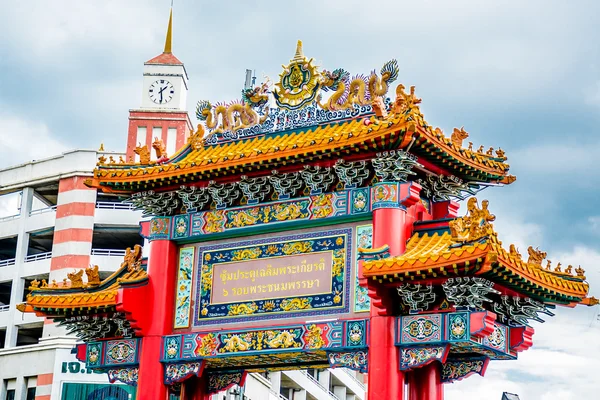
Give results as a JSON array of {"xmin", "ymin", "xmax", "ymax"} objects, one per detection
[
  {"xmin": 0, "ymin": 305, "xmax": 11, "ymax": 328},
  {"xmin": 13, "ymin": 311, "xmax": 43, "ymax": 326},
  {"xmin": 0, "ymin": 216, "xmax": 19, "ymax": 239},
  {"xmin": 283, "ymin": 370, "xmax": 340, "ymax": 400},
  {"xmin": 90, "ymin": 248, "xmax": 127, "ymax": 272},
  {"xmin": 0, "ymin": 258, "xmax": 16, "ymax": 268},
  {"xmin": 0, "ymin": 264, "xmax": 16, "ymax": 284},
  {"xmin": 25, "ymin": 206, "xmax": 57, "ymax": 233},
  {"xmin": 94, "ymin": 202, "xmax": 143, "ymax": 227},
  {"xmin": 329, "ymin": 369, "xmax": 365, "ymax": 400},
  {"xmin": 21, "ymin": 252, "xmax": 52, "ymax": 278}
]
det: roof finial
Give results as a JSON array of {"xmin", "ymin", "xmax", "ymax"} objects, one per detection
[
  {"xmin": 164, "ymin": 7, "xmax": 173, "ymax": 54},
  {"xmin": 292, "ymin": 40, "xmax": 304, "ymax": 62}
]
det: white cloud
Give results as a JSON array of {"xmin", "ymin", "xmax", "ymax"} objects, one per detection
[
  {"xmin": 0, "ymin": 115, "xmax": 69, "ymax": 167},
  {"xmin": 0, "ymin": 1, "xmax": 161, "ymax": 67}
]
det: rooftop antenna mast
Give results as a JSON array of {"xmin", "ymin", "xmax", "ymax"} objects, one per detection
[{"xmin": 244, "ymin": 70, "xmax": 253, "ymax": 90}]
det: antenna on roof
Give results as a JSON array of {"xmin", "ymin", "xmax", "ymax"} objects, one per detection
[{"xmin": 244, "ymin": 69, "xmax": 253, "ymax": 90}]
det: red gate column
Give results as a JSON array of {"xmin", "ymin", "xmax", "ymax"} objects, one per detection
[
  {"xmin": 368, "ymin": 182, "xmax": 421, "ymax": 400},
  {"xmin": 417, "ymin": 362, "xmax": 443, "ymax": 400},
  {"xmin": 135, "ymin": 238, "xmax": 179, "ymax": 400}
]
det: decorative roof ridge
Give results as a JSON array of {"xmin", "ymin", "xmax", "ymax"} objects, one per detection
[
  {"xmin": 362, "ymin": 199, "xmax": 594, "ymax": 303},
  {"xmin": 25, "ymin": 245, "xmax": 147, "ymax": 296}
]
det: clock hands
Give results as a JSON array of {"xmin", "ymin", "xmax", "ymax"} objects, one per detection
[{"xmin": 158, "ymin": 85, "xmax": 169, "ymax": 103}]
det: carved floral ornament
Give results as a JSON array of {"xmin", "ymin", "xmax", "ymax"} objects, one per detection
[
  {"xmin": 449, "ymin": 199, "xmax": 590, "ymax": 281},
  {"xmin": 28, "ymin": 244, "xmax": 144, "ymax": 291}
]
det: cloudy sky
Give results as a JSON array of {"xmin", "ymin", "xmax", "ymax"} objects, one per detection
[{"xmin": 1, "ymin": 0, "xmax": 599, "ymax": 398}]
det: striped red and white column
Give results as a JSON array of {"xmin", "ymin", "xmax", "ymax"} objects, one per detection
[
  {"xmin": 34, "ymin": 373, "xmax": 53, "ymax": 400},
  {"xmin": 50, "ymin": 176, "xmax": 96, "ymax": 273},
  {"xmin": 43, "ymin": 176, "xmax": 96, "ymax": 332}
]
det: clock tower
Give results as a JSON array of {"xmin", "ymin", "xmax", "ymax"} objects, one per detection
[{"xmin": 126, "ymin": 8, "xmax": 193, "ymax": 162}]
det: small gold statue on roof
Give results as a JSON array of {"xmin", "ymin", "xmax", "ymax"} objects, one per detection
[
  {"xmin": 152, "ymin": 137, "xmax": 167, "ymax": 158},
  {"xmin": 129, "ymin": 156, "xmax": 134, "ymax": 163},
  {"xmin": 109, "ymin": 156, "xmax": 116, "ymax": 164},
  {"xmin": 134, "ymin": 143, "xmax": 151, "ymax": 164},
  {"xmin": 509, "ymin": 244, "xmax": 521, "ymax": 258},
  {"xmin": 393, "ymin": 84, "xmax": 422, "ymax": 115},
  {"xmin": 496, "ymin": 148, "xmax": 506, "ymax": 159},
  {"xmin": 545, "ymin": 260, "xmax": 552, "ymax": 270},
  {"xmin": 565, "ymin": 265, "xmax": 573, "ymax": 274},
  {"xmin": 41, "ymin": 279, "xmax": 48, "ymax": 288},
  {"xmin": 63, "ymin": 278, "xmax": 68, "ymax": 286},
  {"xmin": 187, "ymin": 124, "xmax": 206, "ymax": 150},
  {"xmin": 526, "ymin": 246, "xmax": 547, "ymax": 266},
  {"xmin": 99, "ymin": 143, "xmax": 104, "ymax": 151},
  {"xmin": 449, "ymin": 198, "xmax": 496, "ymax": 243},
  {"xmin": 85, "ymin": 265, "xmax": 101, "ymax": 286},
  {"xmin": 119, "ymin": 156, "xmax": 125, "ymax": 164},
  {"xmin": 450, "ymin": 127, "xmax": 469, "ymax": 147},
  {"xmin": 67, "ymin": 270, "xmax": 84, "ymax": 288},
  {"xmin": 468, "ymin": 142, "xmax": 473, "ymax": 151},
  {"xmin": 486, "ymin": 147, "xmax": 494, "ymax": 156},
  {"xmin": 554, "ymin": 262, "xmax": 562, "ymax": 273},
  {"xmin": 575, "ymin": 265, "xmax": 585, "ymax": 277},
  {"xmin": 29, "ymin": 280, "xmax": 40, "ymax": 290},
  {"xmin": 121, "ymin": 244, "xmax": 143, "ymax": 272},
  {"xmin": 477, "ymin": 145, "xmax": 484, "ymax": 153},
  {"xmin": 97, "ymin": 155, "xmax": 107, "ymax": 165},
  {"xmin": 371, "ymin": 96, "xmax": 388, "ymax": 119}
]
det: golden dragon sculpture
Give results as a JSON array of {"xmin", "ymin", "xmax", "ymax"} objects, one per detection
[
  {"xmin": 318, "ymin": 59, "xmax": 399, "ymax": 111},
  {"xmin": 196, "ymin": 80, "xmax": 270, "ymax": 134}
]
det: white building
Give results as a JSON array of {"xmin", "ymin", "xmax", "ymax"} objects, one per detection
[{"xmin": 0, "ymin": 8, "xmax": 365, "ymax": 400}]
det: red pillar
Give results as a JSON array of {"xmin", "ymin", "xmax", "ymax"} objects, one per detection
[
  {"xmin": 407, "ymin": 371, "xmax": 421, "ymax": 400},
  {"xmin": 417, "ymin": 363, "xmax": 443, "ymax": 400},
  {"xmin": 368, "ymin": 205, "xmax": 407, "ymax": 400},
  {"xmin": 135, "ymin": 239, "xmax": 179, "ymax": 400},
  {"xmin": 367, "ymin": 182, "xmax": 422, "ymax": 400}
]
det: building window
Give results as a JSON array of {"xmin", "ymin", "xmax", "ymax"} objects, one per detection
[
  {"xmin": 5, "ymin": 390, "xmax": 15, "ymax": 400},
  {"xmin": 167, "ymin": 128, "xmax": 177, "ymax": 156},
  {"xmin": 26, "ymin": 388, "xmax": 35, "ymax": 400}
]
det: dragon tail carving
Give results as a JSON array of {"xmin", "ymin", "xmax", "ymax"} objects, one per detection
[{"xmin": 369, "ymin": 59, "xmax": 399, "ymax": 98}]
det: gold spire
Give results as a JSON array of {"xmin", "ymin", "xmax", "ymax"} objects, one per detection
[
  {"xmin": 291, "ymin": 40, "xmax": 304, "ymax": 63},
  {"xmin": 164, "ymin": 8, "xmax": 173, "ymax": 54}
]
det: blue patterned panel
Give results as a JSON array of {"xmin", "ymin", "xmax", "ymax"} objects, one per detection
[
  {"xmin": 86, "ymin": 342, "xmax": 103, "ymax": 368},
  {"xmin": 104, "ymin": 339, "xmax": 139, "ymax": 366},
  {"xmin": 349, "ymin": 188, "xmax": 370, "ymax": 214},
  {"xmin": 174, "ymin": 247, "xmax": 195, "ymax": 329},
  {"xmin": 164, "ymin": 336, "xmax": 182, "ymax": 360},
  {"xmin": 172, "ymin": 215, "xmax": 190, "ymax": 239},
  {"xmin": 447, "ymin": 312, "xmax": 469, "ymax": 342},
  {"xmin": 354, "ymin": 225, "xmax": 372, "ymax": 312},
  {"xmin": 400, "ymin": 314, "xmax": 442, "ymax": 344},
  {"xmin": 345, "ymin": 320, "xmax": 367, "ymax": 347}
]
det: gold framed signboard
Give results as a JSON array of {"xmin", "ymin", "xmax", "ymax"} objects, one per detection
[{"xmin": 194, "ymin": 229, "xmax": 352, "ymax": 325}]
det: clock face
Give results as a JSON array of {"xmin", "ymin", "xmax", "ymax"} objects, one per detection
[{"xmin": 149, "ymin": 79, "xmax": 174, "ymax": 104}]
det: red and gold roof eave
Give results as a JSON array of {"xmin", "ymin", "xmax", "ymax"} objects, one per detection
[
  {"xmin": 16, "ymin": 268, "xmax": 148, "ymax": 316},
  {"xmin": 409, "ymin": 125, "xmax": 514, "ymax": 185},
  {"xmin": 87, "ymin": 116, "xmax": 414, "ymax": 194},
  {"xmin": 363, "ymin": 234, "xmax": 591, "ymax": 305},
  {"xmin": 86, "ymin": 113, "xmax": 513, "ymax": 194}
]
